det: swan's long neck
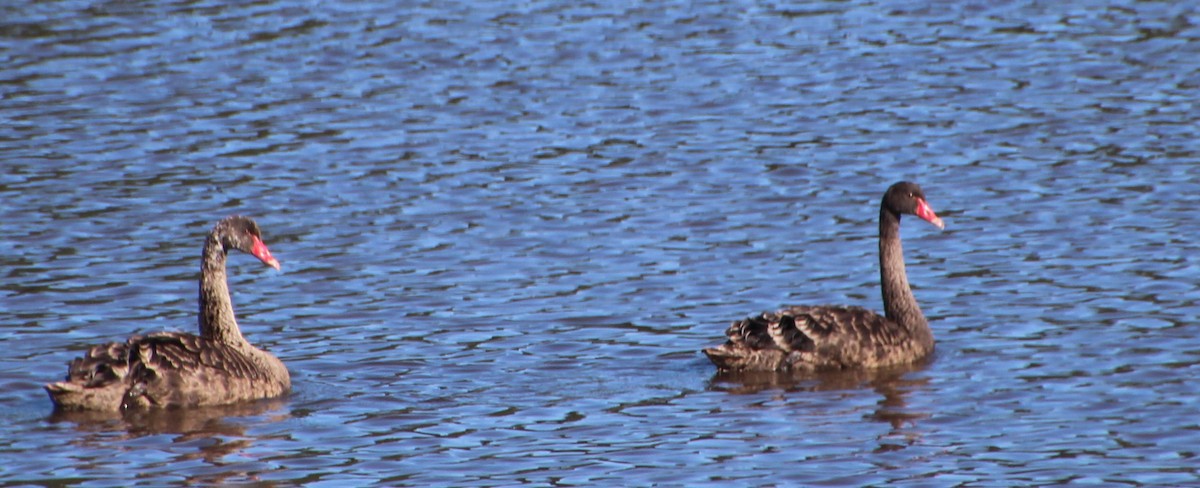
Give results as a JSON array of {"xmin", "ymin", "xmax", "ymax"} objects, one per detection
[
  {"xmin": 879, "ymin": 207, "xmax": 927, "ymax": 331},
  {"xmin": 199, "ymin": 234, "xmax": 246, "ymax": 344}
]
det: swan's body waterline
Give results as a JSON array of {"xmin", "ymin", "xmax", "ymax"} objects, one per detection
[
  {"xmin": 45, "ymin": 216, "xmax": 290, "ymax": 411},
  {"xmin": 703, "ymin": 182, "xmax": 944, "ymax": 371}
]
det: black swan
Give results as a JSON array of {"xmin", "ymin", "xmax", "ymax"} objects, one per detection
[
  {"xmin": 45, "ymin": 215, "xmax": 290, "ymax": 411},
  {"xmin": 703, "ymin": 181, "xmax": 945, "ymax": 371}
]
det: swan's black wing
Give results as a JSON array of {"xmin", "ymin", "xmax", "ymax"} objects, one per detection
[
  {"xmin": 122, "ymin": 332, "xmax": 283, "ymax": 408},
  {"xmin": 703, "ymin": 305, "xmax": 919, "ymax": 371}
]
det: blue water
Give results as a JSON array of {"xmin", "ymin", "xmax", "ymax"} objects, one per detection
[{"xmin": 3, "ymin": 0, "xmax": 1200, "ymax": 485}]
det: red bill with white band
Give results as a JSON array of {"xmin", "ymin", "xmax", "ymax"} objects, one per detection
[
  {"xmin": 250, "ymin": 236, "xmax": 281, "ymax": 270},
  {"xmin": 914, "ymin": 198, "xmax": 945, "ymax": 230}
]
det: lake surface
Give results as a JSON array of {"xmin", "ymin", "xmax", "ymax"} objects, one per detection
[{"xmin": 3, "ymin": 0, "xmax": 1200, "ymax": 485}]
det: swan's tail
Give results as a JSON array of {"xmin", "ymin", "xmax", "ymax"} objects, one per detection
[{"xmin": 45, "ymin": 341, "xmax": 130, "ymax": 411}]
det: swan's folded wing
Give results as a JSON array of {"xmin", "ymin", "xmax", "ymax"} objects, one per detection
[
  {"xmin": 702, "ymin": 307, "xmax": 818, "ymax": 371},
  {"xmin": 703, "ymin": 305, "xmax": 898, "ymax": 371},
  {"xmin": 123, "ymin": 332, "xmax": 276, "ymax": 407}
]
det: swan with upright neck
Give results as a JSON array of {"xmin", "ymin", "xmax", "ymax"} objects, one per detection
[
  {"xmin": 703, "ymin": 182, "xmax": 945, "ymax": 371},
  {"xmin": 45, "ymin": 215, "xmax": 290, "ymax": 411}
]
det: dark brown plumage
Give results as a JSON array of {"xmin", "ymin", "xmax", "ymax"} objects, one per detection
[
  {"xmin": 46, "ymin": 216, "xmax": 290, "ymax": 411},
  {"xmin": 704, "ymin": 182, "xmax": 945, "ymax": 371}
]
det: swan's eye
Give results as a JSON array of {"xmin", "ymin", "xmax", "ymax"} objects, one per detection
[{"xmin": 907, "ymin": 192, "xmax": 914, "ymax": 198}]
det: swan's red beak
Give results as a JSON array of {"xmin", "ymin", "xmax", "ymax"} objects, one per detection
[
  {"xmin": 250, "ymin": 236, "xmax": 281, "ymax": 271},
  {"xmin": 914, "ymin": 198, "xmax": 945, "ymax": 230}
]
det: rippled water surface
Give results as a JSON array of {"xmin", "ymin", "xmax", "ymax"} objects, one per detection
[{"xmin": 4, "ymin": 0, "xmax": 1200, "ymax": 485}]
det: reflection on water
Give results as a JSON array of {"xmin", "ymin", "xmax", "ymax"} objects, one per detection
[
  {"xmin": 49, "ymin": 398, "xmax": 289, "ymax": 438},
  {"xmin": 47, "ymin": 399, "xmax": 290, "ymax": 485},
  {"xmin": 49, "ymin": 398, "xmax": 289, "ymax": 449},
  {"xmin": 711, "ymin": 360, "xmax": 932, "ymax": 452}
]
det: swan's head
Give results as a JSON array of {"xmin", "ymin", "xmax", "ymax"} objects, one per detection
[
  {"xmin": 216, "ymin": 215, "xmax": 281, "ymax": 270},
  {"xmin": 885, "ymin": 181, "xmax": 944, "ymax": 230}
]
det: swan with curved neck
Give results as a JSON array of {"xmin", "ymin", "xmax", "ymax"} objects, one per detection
[
  {"xmin": 45, "ymin": 216, "xmax": 290, "ymax": 411},
  {"xmin": 703, "ymin": 182, "xmax": 945, "ymax": 371}
]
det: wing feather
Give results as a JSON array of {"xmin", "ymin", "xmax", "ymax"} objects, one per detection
[{"xmin": 703, "ymin": 304, "xmax": 925, "ymax": 371}]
